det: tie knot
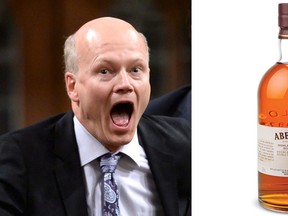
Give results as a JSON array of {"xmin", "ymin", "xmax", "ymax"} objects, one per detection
[{"xmin": 100, "ymin": 153, "xmax": 121, "ymax": 173}]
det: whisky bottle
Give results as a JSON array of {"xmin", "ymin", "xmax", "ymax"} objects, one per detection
[{"xmin": 258, "ymin": 3, "xmax": 288, "ymax": 212}]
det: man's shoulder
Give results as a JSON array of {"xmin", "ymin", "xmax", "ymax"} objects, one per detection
[
  {"xmin": 139, "ymin": 114, "xmax": 191, "ymax": 143},
  {"xmin": 140, "ymin": 114, "xmax": 190, "ymax": 131},
  {"xmin": 0, "ymin": 112, "xmax": 72, "ymax": 143}
]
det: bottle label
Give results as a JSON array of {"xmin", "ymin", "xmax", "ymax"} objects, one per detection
[{"xmin": 258, "ymin": 124, "xmax": 288, "ymax": 177}]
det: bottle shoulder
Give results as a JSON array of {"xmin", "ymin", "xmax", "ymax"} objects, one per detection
[
  {"xmin": 259, "ymin": 63, "xmax": 288, "ymax": 98},
  {"xmin": 260, "ymin": 63, "xmax": 288, "ymax": 83}
]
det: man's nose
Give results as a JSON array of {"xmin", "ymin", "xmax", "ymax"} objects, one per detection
[{"xmin": 114, "ymin": 70, "xmax": 133, "ymax": 93}]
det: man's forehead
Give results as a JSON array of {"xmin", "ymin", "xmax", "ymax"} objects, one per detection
[
  {"xmin": 76, "ymin": 28, "xmax": 145, "ymax": 53},
  {"xmin": 81, "ymin": 41, "xmax": 148, "ymax": 64},
  {"xmin": 73, "ymin": 18, "xmax": 148, "ymax": 61}
]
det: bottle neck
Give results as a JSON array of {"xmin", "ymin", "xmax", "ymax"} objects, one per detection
[
  {"xmin": 278, "ymin": 28, "xmax": 288, "ymax": 63},
  {"xmin": 278, "ymin": 39, "xmax": 288, "ymax": 64}
]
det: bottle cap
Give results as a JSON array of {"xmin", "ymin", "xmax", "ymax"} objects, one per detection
[
  {"xmin": 279, "ymin": 3, "xmax": 288, "ymax": 27},
  {"xmin": 279, "ymin": 3, "xmax": 288, "ymax": 38}
]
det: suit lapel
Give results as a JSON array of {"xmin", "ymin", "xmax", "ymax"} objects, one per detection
[
  {"xmin": 138, "ymin": 119, "xmax": 179, "ymax": 216},
  {"xmin": 53, "ymin": 112, "xmax": 88, "ymax": 216}
]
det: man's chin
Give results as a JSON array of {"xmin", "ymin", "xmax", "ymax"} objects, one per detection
[{"xmin": 105, "ymin": 134, "xmax": 134, "ymax": 152}]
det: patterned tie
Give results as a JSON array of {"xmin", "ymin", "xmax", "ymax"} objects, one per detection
[{"xmin": 100, "ymin": 153, "xmax": 121, "ymax": 216}]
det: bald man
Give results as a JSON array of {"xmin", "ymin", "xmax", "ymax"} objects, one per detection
[{"xmin": 0, "ymin": 17, "xmax": 191, "ymax": 216}]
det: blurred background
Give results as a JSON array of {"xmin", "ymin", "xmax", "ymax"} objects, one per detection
[{"xmin": 0, "ymin": 0, "xmax": 191, "ymax": 134}]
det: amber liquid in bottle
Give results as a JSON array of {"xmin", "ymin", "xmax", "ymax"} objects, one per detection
[
  {"xmin": 258, "ymin": 63, "xmax": 288, "ymax": 212},
  {"xmin": 257, "ymin": 4, "xmax": 288, "ymax": 212}
]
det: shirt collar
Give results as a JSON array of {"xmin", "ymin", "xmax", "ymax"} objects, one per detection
[{"xmin": 73, "ymin": 116, "xmax": 141, "ymax": 167}]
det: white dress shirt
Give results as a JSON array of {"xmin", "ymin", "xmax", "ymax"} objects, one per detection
[{"xmin": 73, "ymin": 116, "xmax": 164, "ymax": 216}]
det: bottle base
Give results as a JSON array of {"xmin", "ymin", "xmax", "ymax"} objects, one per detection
[{"xmin": 259, "ymin": 194, "xmax": 288, "ymax": 212}]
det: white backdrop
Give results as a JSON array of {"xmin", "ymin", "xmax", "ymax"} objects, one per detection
[{"xmin": 192, "ymin": 0, "xmax": 288, "ymax": 215}]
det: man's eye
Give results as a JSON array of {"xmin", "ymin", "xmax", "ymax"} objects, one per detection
[
  {"xmin": 100, "ymin": 69, "xmax": 109, "ymax": 74},
  {"xmin": 131, "ymin": 67, "xmax": 140, "ymax": 73}
]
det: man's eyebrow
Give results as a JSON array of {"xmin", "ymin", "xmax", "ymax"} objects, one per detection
[{"xmin": 94, "ymin": 57, "xmax": 146, "ymax": 64}]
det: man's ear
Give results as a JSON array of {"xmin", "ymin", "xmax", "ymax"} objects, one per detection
[{"xmin": 65, "ymin": 72, "xmax": 79, "ymax": 102}]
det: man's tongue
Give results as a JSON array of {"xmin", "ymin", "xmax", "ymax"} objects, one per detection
[{"xmin": 111, "ymin": 111, "xmax": 130, "ymax": 127}]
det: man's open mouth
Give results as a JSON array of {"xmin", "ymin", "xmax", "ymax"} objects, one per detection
[{"xmin": 110, "ymin": 102, "xmax": 133, "ymax": 127}]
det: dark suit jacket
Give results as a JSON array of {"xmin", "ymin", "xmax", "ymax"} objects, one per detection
[
  {"xmin": 0, "ymin": 111, "xmax": 191, "ymax": 216},
  {"xmin": 145, "ymin": 84, "xmax": 191, "ymax": 124}
]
